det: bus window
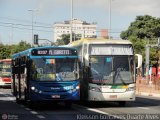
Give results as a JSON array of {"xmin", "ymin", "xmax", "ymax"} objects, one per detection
[
  {"xmin": 55, "ymin": 58, "xmax": 79, "ymax": 81},
  {"xmin": 90, "ymin": 56, "xmax": 113, "ymax": 84},
  {"xmin": 31, "ymin": 58, "xmax": 56, "ymax": 81},
  {"xmin": 113, "ymin": 56, "xmax": 133, "ymax": 84}
]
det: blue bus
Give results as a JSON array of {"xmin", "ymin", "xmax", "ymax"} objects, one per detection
[{"xmin": 11, "ymin": 46, "xmax": 80, "ymax": 108}]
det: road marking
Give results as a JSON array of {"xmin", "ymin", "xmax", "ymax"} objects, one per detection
[
  {"xmin": 87, "ymin": 108, "xmax": 109, "ymax": 115},
  {"xmin": 0, "ymin": 91, "xmax": 15, "ymax": 101},
  {"xmin": 137, "ymin": 107, "xmax": 150, "ymax": 110},
  {"xmin": 0, "ymin": 91, "xmax": 46, "ymax": 119},
  {"xmin": 30, "ymin": 111, "xmax": 38, "ymax": 114},
  {"xmin": 37, "ymin": 115, "xmax": 46, "ymax": 119},
  {"xmin": 74, "ymin": 104, "xmax": 124, "ymax": 120},
  {"xmin": 25, "ymin": 108, "xmax": 31, "ymax": 111},
  {"xmin": 74, "ymin": 104, "xmax": 109, "ymax": 115},
  {"xmin": 20, "ymin": 105, "xmax": 25, "ymax": 107}
]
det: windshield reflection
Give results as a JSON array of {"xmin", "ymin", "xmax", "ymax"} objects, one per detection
[
  {"xmin": 31, "ymin": 58, "xmax": 79, "ymax": 81},
  {"xmin": 90, "ymin": 56, "xmax": 134, "ymax": 85},
  {"xmin": 0, "ymin": 63, "xmax": 11, "ymax": 77}
]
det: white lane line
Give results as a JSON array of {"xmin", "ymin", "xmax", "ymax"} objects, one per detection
[
  {"xmin": 25, "ymin": 107, "xmax": 45, "ymax": 119},
  {"xmin": 74, "ymin": 104, "xmax": 109, "ymax": 115},
  {"xmin": 30, "ymin": 111, "xmax": 38, "ymax": 114},
  {"xmin": 0, "ymin": 91, "xmax": 15, "ymax": 101},
  {"xmin": 137, "ymin": 107, "xmax": 150, "ymax": 110},
  {"xmin": 25, "ymin": 108, "xmax": 31, "ymax": 111},
  {"xmin": 0, "ymin": 92, "xmax": 46, "ymax": 119},
  {"xmin": 20, "ymin": 105, "xmax": 25, "ymax": 108},
  {"xmin": 37, "ymin": 115, "xmax": 46, "ymax": 119},
  {"xmin": 74, "ymin": 104, "xmax": 122, "ymax": 119},
  {"xmin": 87, "ymin": 108, "xmax": 109, "ymax": 115}
]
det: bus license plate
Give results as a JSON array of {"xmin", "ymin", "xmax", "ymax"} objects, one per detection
[
  {"xmin": 109, "ymin": 95, "xmax": 117, "ymax": 99},
  {"xmin": 51, "ymin": 95, "xmax": 60, "ymax": 98}
]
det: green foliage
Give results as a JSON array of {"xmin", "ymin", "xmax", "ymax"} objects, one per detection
[
  {"xmin": 0, "ymin": 45, "xmax": 10, "ymax": 59},
  {"xmin": 150, "ymin": 48, "xmax": 157, "ymax": 65},
  {"xmin": 0, "ymin": 41, "xmax": 31, "ymax": 59},
  {"xmin": 57, "ymin": 34, "xmax": 70, "ymax": 45},
  {"xmin": 121, "ymin": 15, "xmax": 160, "ymax": 40},
  {"xmin": 56, "ymin": 33, "xmax": 81, "ymax": 45},
  {"xmin": 120, "ymin": 15, "xmax": 160, "ymax": 66}
]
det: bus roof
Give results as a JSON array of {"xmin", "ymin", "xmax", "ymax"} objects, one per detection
[
  {"xmin": 70, "ymin": 38, "xmax": 132, "ymax": 47},
  {"xmin": 12, "ymin": 46, "xmax": 77, "ymax": 59}
]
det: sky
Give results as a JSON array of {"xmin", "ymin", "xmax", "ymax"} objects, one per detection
[{"xmin": 0, "ymin": 0, "xmax": 160, "ymax": 45}]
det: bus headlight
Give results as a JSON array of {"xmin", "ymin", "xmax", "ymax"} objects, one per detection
[
  {"xmin": 126, "ymin": 87, "xmax": 135, "ymax": 91},
  {"xmin": 31, "ymin": 86, "xmax": 36, "ymax": 91},
  {"xmin": 76, "ymin": 85, "xmax": 80, "ymax": 90},
  {"xmin": 90, "ymin": 87, "xmax": 101, "ymax": 92},
  {"xmin": 39, "ymin": 90, "xmax": 42, "ymax": 94}
]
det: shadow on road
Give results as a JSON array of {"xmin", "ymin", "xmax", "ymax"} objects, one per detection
[{"xmin": 75, "ymin": 96, "xmax": 160, "ymax": 108}]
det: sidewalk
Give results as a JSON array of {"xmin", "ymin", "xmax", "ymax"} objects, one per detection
[{"xmin": 136, "ymin": 77, "xmax": 160, "ymax": 98}]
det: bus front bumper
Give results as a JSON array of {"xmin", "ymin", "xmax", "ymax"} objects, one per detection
[
  {"xmin": 0, "ymin": 82, "xmax": 11, "ymax": 87},
  {"xmin": 30, "ymin": 90, "xmax": 80, "ymax": 102},
  {"xmin": 88, "ymin": 91, "xmax": 135, "ymax": 101}
]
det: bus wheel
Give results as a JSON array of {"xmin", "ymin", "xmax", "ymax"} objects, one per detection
[
  {"xmin": 65, "ymin": 101, "xmax": 72, "ymax": 109},
  {"xmin": 23, "ymin": 89, "xmax": 28, "ymax": 105},
  {"xmin": 118, "ymin": 101, "xmax": 126, "ymax": 107},
  {"xmin": 27, "ymin": 101, "xmax": 35, "ymax": 108},
  {"xmin": 16, "ymin": 97, "xmax": 21, "ymax": 104}
]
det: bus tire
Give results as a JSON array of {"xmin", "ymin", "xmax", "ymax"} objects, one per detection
[
  {"xmin": 23, "ymin": 89, "xmax": 28, "ymax": 105},
  {"xmin": 16, "ymin": 97, "xmax": 21, "ymax": 104},
  {"xmin": 65, "ymin": 101, "xmax": 72, "ymax": 109},
  {"xmin": 118, "ymin": 101, "xmax": 126, "ymax": 107},
  {"xmin": 27, "ymin": 101, "xmax": 35, "ymax": 108}
]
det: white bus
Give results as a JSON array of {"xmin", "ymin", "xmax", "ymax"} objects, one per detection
[{"xmin": 69, "ymin": 38, "xmax": 142, "ymax": 106}]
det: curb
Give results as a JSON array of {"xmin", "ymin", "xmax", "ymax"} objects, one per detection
[{"xmin": 136, "ymin": 91, "xmax": 160, "ymax": 98}]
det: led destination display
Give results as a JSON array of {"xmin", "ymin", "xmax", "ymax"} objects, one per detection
[{"xmin": 31, "ymin": 48, "xmax": 77, "ymax": 56}]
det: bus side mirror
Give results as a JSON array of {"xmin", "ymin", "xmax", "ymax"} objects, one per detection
[{"xmin": 135, "ymin": 54, "xmax": 142, "ymax": 69}]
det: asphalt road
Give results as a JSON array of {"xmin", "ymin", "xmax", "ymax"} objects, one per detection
[{"xmin": 0, "ymin": 88, "xmax": 160, "ymax": 120}]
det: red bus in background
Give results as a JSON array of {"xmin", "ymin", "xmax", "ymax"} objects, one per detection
[{"xmin": 0, "ymin": 59, "xmax": 12, "ymax": 87}]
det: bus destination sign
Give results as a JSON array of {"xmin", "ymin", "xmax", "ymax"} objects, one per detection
[{"xmin": 31, "ymin": 48, "xmax": 77, "ymax": 56}]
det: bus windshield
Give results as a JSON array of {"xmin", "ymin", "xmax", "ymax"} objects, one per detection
[
  {"xmin": 31, "ymin": 58, "xmax": 79, "ymax": 81},
  {"xmin": 0, "ymin": 63, "xmax": 11, "ymax": 77},
  {"xmin": 89, "ymin": 56, "xmax": 134, "ymax": 85}
]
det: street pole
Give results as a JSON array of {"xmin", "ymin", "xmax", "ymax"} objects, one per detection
[
  {"xmin": 70, "ymin": 0, "xmax": 73, "ymax": 43},
  {"xmin": 11, "ymin": 23, "xmax": 14, "ymax": 44},
  {"xmin": 28, "ymin": 9, "xmax": 38, "ymax": 47},
  {"xmin": 28, "ymin": 10, "xmax": 34, "ymax": 47},
  {"xmin": 145, "ymin": 44, "xmax": 150, "ymax": 84},
  {"xmin": 109, "ymin": 0, "xmax": 111, "ymax": 40}
]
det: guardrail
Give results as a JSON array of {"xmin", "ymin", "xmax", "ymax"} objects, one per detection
[{"xmin": 136, "ymin": 76, "xmax": 160, "ymax": 97}]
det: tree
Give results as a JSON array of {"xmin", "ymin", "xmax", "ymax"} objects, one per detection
[
  {"xmin": 121, "ymin": 15, "xmax": 160, "ymax": 40},
  {"xmin": 10, "ymin": 40, "xmax": 31, "ymax": 56},
  {"xmin": 120, "ymin": 15, "xmax": 160, "ymax": 67},
  {"xmin": 56, "ymin": 33, "xmax": 81, "ymax": 45},
  {"xmin": 56, "ymin": 34, "xmax": 70, "ymax": 45},
  {"xmin": 0, "ymin": 41, "xmax": 31, "ymax": 59}
]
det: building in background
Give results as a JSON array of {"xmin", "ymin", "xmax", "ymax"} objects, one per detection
[
  {"xmin": 54, "ymin": 19, "xmax": 97, "ymax": 42},
  {"xmin": 100, "ymin": 29, "xmax": 108, "ymax": 39}
]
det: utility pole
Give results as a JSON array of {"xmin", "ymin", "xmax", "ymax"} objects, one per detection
[
  {"xmin": 109, "ymin": 0, "xmax": 111, "ymax": 40},
  {"xmin": 28, "ymin": 9, "xmax": 38, "ymax": 47},
  {"xmin": 70, "ymin": 0, "xmax": 73, "ymax": 43},
  {"xmin": 145, "ymin": 38, "xmax": 160, "ymax": 84},
  {"xmin": 145, "ymin": 44, "xmax": 150, "ymax": 84}
]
